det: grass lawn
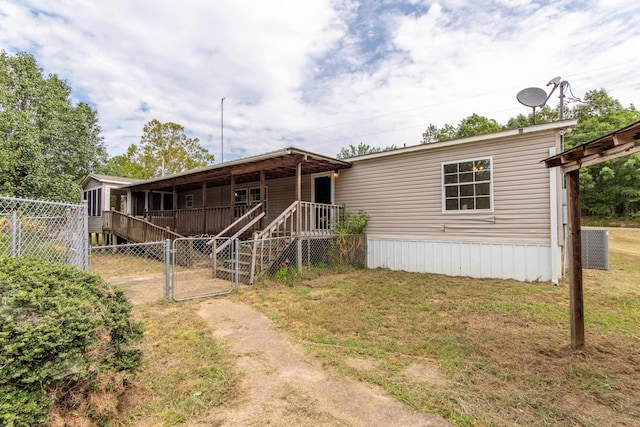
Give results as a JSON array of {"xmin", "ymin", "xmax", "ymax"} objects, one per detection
[{"xmin": 233, "ymin": 228, "xmax": 640, "ymax": 426}]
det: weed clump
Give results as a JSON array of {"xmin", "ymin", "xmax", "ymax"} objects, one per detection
[{"xmin": 0, "ymin": 257, "xmax": 143, "ymax": 427}]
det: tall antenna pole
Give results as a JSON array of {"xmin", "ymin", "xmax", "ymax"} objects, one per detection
[{"xmin": 220, "ymin": 97, "xmax": 226, "ymax": 163}]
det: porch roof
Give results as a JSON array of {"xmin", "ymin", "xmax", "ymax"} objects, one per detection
[
  {"xmin": 544, "ymin": 119, "xmax": 640, "ymax": 172},
  {"xmin": 121, "ymin": 147, "xmax": 352, "ymax": 191}
]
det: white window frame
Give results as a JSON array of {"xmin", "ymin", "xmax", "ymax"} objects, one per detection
[
  {"xmin": 234, "ymin": 188, "xmax": 248, "ymax": 205},
  {"xmin": 83, "ymin": 187, "xmax": 102, "ymax": 217},
  {"xmin": 235, "ymin": 186, "xmax": 268, "ymax": 204},
  {"xmin": 185, "ymin": 194, "xmax": 194, "ymax": 208},
  {"xmin": 441, "ymin": 156, "xmax": 493, "ymax": 213}
]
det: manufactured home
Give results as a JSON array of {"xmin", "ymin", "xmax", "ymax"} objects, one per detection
[{"xmin": 85, "ymin": 119, "xmax": 577, "ymax": 283}]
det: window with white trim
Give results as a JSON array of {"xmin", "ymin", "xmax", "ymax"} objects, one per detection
[
  {"xmin": 443, "ymin": 158, "xmax": 492, "ymax": 211},
  {"xmin": 185, "ymin": 194, "xmax": 194, "ymax": 208},
  {"xmin": 234, "ymin": 189, "xmax": 247, "ymax": 205},
  {"xmin": 82, "ymin": 188, "xmax": 102, "ymax": 216},
  {"xmin": 235, "ymin": 187, "xmax": 268, "ymax": 214}
]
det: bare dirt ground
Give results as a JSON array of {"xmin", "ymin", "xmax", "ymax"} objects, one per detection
[
  {"xmin": 113, "ymin": 273, "xmax": 451, "ymax": 426},
  {"xmin": 194, "ymin": 298, "xmax": 451, "ymax": 426}
]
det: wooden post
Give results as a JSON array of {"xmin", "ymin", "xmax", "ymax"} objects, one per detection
[
  {"xmin": 296, "ymin": 162, "xmax": 302, "ymax": 273},
  {"xmin": 172, "ymin": 185, "xmax": 178, "ymax": 210},
  {"xmin": 260, "ymin": 169, "xmax": 266, "ymax": 229},
  {"xmin": 230, "ymin": 175, "xmax": 235, "ymax": 222},
  {"xmin": 566, "ymin": 169, "xmax": 584, "ymax": 350},
  {"xmin": 202, "ymin": 181, "xmax": 207, "ymax": 234}
]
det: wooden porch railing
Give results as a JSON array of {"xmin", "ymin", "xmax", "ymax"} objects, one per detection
[
  {"xmin": 147, "ymin": 205, "xmax": 256, "ymax": 236},
  {"xmin": 103, "ymin": 210, "xmax": 183, "ymax": 243}
]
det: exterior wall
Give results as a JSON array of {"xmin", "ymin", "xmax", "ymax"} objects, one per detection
[
  {"xmin": 335, "ymin": 129, "xmax": 563, "ymax": 282},
  {"xmin": 368, "ymin": 239, "xmax": 552, "ymax": 281}
]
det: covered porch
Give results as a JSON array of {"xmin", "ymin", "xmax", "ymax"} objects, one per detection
[{"xmin": 103, "ymin": 148, "xmax": 352, "ymax": 241}]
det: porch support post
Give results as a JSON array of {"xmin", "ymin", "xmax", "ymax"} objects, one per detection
[
  {"xmin": 172, "ymin": 185, "xmax": 178, "ymax": 210},
  {"xmin": 145, "ymin": 190, "xmax": 150, "ymax": 216},
  {"xmin": 566, "ymin": 169, "xmax": 584, "ymax": 350},
  {"xmin": 172, "ymin": 185, "xmax": 178, "ymax": 232},
  {"xmin": 202, "ymin": 180, "xmax": 207, "ymax": 234},
  {"xmin": 296, "ymin": 161, "xmax": 302, "ymax": 273},
  {"xmin": 230, "ymin": 174, "xmax": 235, "ymax": 222},
  {"xmin": 260, "ymin": 169, "xmax": 266, "ymax": 229}
]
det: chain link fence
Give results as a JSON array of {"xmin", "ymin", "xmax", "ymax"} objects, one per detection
[
  {"xmin": 248, "ymin": 234, "xmax": 366, "ymax": 282},
  {"xmin": 0, "ymin": 195, "xmax": 88, "ymax": 270},
  {"xmin": 90, "ymin": 241, "xmax": 169, "ymax": 304},
  {"xmin": 88, "ymin": 234, "xmax": 365, "ymax": 302}
]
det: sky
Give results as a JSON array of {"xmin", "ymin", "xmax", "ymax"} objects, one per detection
[{"xmin": 1, "ymin": 0, "xmax": 639, "ymax": 162}]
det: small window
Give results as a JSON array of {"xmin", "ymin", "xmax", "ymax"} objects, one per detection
[
  {"xmin": 234, "ymin": 189, "xmax": 247, "ymax": 205},
  {"xmin": 443, "ymin": 158, "xmax": 492, "ymax": 212},
  {"xmin": 186, "ymin": 194, "xmax": 194, "ymax": 208},
  {"xmin": 248, "ymin": 187, "xmax": 268, "ymax": 204}
]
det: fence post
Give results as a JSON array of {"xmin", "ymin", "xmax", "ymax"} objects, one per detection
[
  {"xmin": 164, "ymin": 239, "xmax": 171, "ymax": 300},
  {"xmin": 10, "ymin": 211, "xmax": 17, "ymax": 257},
  {"xmin": 212, "ymin": 239, "xmax": 217, "ymax": 279},
  {"xmin": 234, "ymin": 239, "xmax": 239, "ymax": 289},
  {"xmin": 81, "ymin": 201, "xmax": 89, "ymax": 270}
]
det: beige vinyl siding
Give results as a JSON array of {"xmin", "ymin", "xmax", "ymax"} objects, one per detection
[
  {"xmin": 335, "ymin": 130, "xmax": 560, "ymax": 245},
  {"xmin": 82, "ymin": 177, "xmax": 102, "ymax": 190}
]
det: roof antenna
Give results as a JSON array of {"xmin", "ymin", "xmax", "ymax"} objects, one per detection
[{"xmin": 517, "ymin": 76, "xmax": 569, "ymax": 123}]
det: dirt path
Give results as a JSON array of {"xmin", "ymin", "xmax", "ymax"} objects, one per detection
[{"xmin": 195, "ymin": 298, "xmax": 451, "ymax": 426}]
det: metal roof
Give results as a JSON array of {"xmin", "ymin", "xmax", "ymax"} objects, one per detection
[{"xmin": 120, "ymin": 147, "xmax": 352, "ymax": 191}]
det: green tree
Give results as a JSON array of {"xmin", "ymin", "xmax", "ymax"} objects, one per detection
[
  {"xmin": 421, "ymin": 114, "xmax": 502, "ymax": 143},
  {"xmin": 564, "ymin": 89, "xmax": 640, "ymax": 215},
  {"xmin": 457, "ymin": 113, "xmax": 502, "ymax": 138},
  {"xmin": 96, "ymin": 144, "xmax": 147, "ymax": 179},
  {"xmin": 102, "ymin": 119, "xmax": 215, "ymax": 179},
  {"xmin": 421, "ymin": 123, "xmax": 457, "ymax": 143},
  {"xmin": 0, "ymin": 51, "xmax": 106, "ymax": 202},
  {"xmin": 505, "ymin": 105, "xmax": 558, "ymax": 129},
  {"xmin": 336, "ymin": 142, "xmax": 397, "ymax": 159}
]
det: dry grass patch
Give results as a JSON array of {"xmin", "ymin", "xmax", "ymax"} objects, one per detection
[
  {"xmin": 112, "ymin": 301, "xmax": 240, "ymax": 426},
  {"xmin": 234, "ymin": 229, "xmax": 640, "ymax": 426}
]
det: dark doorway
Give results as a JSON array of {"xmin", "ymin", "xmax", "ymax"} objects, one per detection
[
  {"xmin": 314, "ymin": 176, "xmax": 332, "ymax": 204},
  {"xmin": 314, "ymin": 176, "xmax": 332, "ymax": 230}
]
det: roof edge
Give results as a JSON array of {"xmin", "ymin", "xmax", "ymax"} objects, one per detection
[{"xmin": 349, "ymin": 119, "xmax": 578, "ymax": 162}]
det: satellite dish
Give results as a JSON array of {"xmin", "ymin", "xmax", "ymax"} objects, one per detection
[{"xmin": 517, "ymin": 87, "xmax": 548, "ymax": 108}]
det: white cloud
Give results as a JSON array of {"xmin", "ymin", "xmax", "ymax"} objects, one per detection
[{"xmin": 1, "ymin": 0, "xmax": 639, "ymax": 162}]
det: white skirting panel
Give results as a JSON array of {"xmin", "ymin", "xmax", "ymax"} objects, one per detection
[{"xmin": 367, "ymin": 238, "xmax": 552, "ymax": 282}]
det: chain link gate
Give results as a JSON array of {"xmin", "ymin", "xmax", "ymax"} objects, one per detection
[
  {"xmin": 89, "ymin": 241, "xmax": 169, "ymax": 304},
  {"xmin": 0, "ymin": 195, "xmax": 88, "ymax": 270},
  {"xmin": 171, "ymin": 237, "xmax": 238, "ymax": 301}
]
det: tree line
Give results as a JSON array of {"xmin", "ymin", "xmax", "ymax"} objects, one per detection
[
  {"xmin": 0, "ymin": 51, "xmax": 215, "ymax": 203},
  {"xmin": 1, "ymin": 51, "xmax": 638, "ymax": 216}
]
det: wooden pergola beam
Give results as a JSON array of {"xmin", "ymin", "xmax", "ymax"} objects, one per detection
[{"xmin": 544, "ymin": 119, "xmax": 640, "ymax": 350}]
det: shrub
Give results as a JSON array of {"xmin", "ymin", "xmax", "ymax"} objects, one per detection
[
  {"xmin": 0, "ymin": 257, "xmax": 143, "ymax": 427},
  {"xmin": 333, "ymin": 209, "xmax": 370, "ymax": 265}
]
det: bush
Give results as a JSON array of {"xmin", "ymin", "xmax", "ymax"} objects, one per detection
[{"xmin": 0, "ymin": 257, "xmax": 143, "ymax": 427}]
